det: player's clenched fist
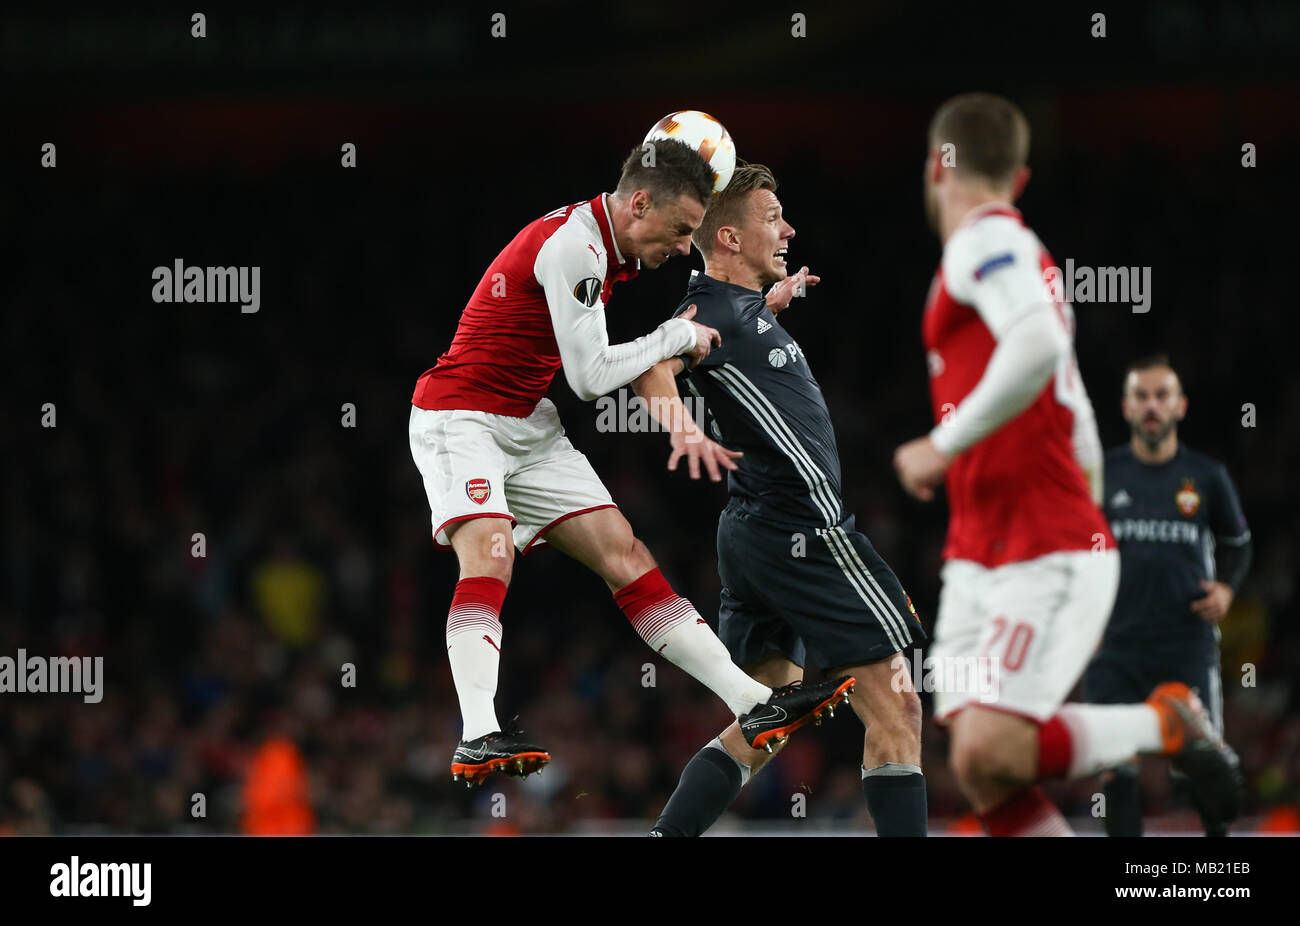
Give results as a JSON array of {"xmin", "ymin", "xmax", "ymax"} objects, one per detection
[
  {"xmin": 893, "ymin": 435, "xmax": 951, "ymax": 502},
  {"xmin": 679, "ymin": 304, "xmax": 721, "ymax": 368}
]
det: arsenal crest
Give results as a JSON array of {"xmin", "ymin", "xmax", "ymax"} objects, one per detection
[
  {"xmin": 466, "ymin": 478, "xmax": 491, "ymax": 506},
  {"xmin": 1175, "ymin": 479, "xmax": 1200, "ymax": 517}
]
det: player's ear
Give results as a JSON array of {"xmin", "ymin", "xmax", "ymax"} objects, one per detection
[
  {"xmin": 722, "ymin": 225, "xmax": 741, "ymax": 254},
  {"xmin": 632, "ymin": 190, "xmax": 652, "ymax": 219},
  {"xmin": 927, "ymin": 148, "xmax": 944, "ymax": 184},
  {"xmin": 1010, "ymin": 165, "xmax": 1031, "ymax": 201},
  {"xmin": 1176, "ymin": 393, "xmax": 1188, "ymax": 421}
]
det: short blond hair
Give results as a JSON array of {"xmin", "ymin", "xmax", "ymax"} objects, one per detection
[{"xmin": 694, "ymin": 161, "xmax": 778, "ymax": 257}]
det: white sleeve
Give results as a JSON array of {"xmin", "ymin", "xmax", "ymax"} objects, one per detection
[
  {"xmin": 535, "ymin": 228, "xmax": 697, "ymax": 402},
  {"xmin": 930, "ymin": 217, "xmax": 1069, "ymax": 457}
]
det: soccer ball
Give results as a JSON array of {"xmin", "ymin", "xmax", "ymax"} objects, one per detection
[{"xmin": 644, "ymin": 110, "xmax": 737, "ymax": 193}]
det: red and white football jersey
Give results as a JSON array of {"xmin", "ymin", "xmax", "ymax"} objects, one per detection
[
  {"xmin": 922, "ymin": 204, "xmax": 1112, "ymax": 567},
  {"xmin": 413, "ymin": 193, "xmax": 695, "ymax": 417}
]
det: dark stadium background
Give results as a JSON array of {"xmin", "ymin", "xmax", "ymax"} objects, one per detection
[{"xmin": 2, "ymin": 2, "xmax": 1298, "ymax": 834}]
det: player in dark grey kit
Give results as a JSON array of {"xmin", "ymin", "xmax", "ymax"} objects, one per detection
[
  {"xmin": 632, "ymin": 163, "xmax": 928, "ymax": 835},
  {"xmin": 1083, "ymin": 355, "xmax": 1251, "ymax": 836}
]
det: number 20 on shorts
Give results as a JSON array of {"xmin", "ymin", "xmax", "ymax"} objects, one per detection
[{"xmin": 982, "ymin": 616, "xmax": 1034, "ymax": 672}]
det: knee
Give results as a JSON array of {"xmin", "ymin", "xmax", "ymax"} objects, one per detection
[
  {"xmin": 454, "ymin": 525, "xmax": 515, "ymax": 585},
  {"xmin": 862, "ymin": 690, "xmax": 923, "ymax": 767},
  {"xmin": 473, "ymin": 557, "xmax": 513, "ymax": 586},
  {"xmin": 608, "ymin": 536, "xmax": 657, "ymax": 587},
  {"xmin": 866, "ymin": 688, "xmax": 923, "ymax": 743},
  {"xmin": 462, "ymin": 559, "xmax": 512, "ymax": 587},
  {"xmin": 950, "ymin": 734, "xmax": 1019, "ymax": 787}
]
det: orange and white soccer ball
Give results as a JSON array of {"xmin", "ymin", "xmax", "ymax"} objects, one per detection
[{"xmin": 644, "ymin": 110, "xmax": 737, "ymax": 193}]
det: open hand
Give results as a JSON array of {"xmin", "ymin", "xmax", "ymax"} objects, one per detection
[{"xmin": 766, "ymin": 266, "xmax": 820, "ymax": 315}]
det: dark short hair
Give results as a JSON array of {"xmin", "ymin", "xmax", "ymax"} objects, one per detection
[
  {"xmin": 928, "ymin": 92, "xmax": 1030, "ymax": 187},
  {"xmin": 1124, "ymin": 353, "xmax": 1182, "ymax": 391},
  {"xmin": 694, "ymin": 161, "xmax": 778, "ymax": 258},
  {"xmin": 615, "ymin": 138, "xmax": 714, "ymax": 208}
]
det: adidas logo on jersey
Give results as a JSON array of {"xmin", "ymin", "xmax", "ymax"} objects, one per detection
[
  {"xmin": 1110, "ymin": 489, "xmax": 1132, "ymax": 508},
  {"xmin": 756, "ymin": 318, "xmax": 772, "ymax": 333}
]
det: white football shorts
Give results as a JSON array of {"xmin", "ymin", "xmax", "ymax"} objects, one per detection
[
  {"xmin": 408, "ymin": 399, "xmax": 616, "ymax": 554},
  {"xmin": 927, "ymin": 549, "xmax": 1119, "ymax": 723}
]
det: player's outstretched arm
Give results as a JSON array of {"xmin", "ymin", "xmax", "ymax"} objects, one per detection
[
  {"xmin": 536, "ymin": 229, "xmax": 702, "ymax": 401},
  {"xmin": 632, "ymin": 359, "xmax": 742, "ymax": 482}
]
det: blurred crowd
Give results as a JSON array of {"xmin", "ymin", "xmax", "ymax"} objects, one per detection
[{"xmin": 2, "ymin": 95, "xmax": 1298, "ymax": 834}]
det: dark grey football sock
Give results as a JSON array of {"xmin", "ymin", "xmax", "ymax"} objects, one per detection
[
  {"xmin": 649, "ymin": 739, "xmax": 748, "ymax": 837},
  {"xmin": 862, "ymin": 763, "xmax": 928, "ymax": 836}
]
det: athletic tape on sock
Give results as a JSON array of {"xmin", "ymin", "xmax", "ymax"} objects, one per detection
[
  {"xmin": 862, "ymin": 762, "xmax": 923, "ymax": 779},
  {"xmin": 707, "ymin": 736, "xmax": 752, "ymax": 787}
]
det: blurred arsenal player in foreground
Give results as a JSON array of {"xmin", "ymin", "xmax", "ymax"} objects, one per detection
[{"xmin": 893, "ymin": 93, "xmax": 1239, "ymax": 835}]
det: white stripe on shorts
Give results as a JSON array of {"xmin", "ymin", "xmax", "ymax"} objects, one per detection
[{"xmin": 816, "ymin": 526, "xmax": 909, "ymax": 654}]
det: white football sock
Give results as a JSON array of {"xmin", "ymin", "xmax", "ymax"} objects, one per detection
[
  {"xmin": 1057, "ymin": 703, "xmax": 1163, "ymax": 778},
  {"xmin": 618, "ymin": 571, "xmax": 772, "ymax": 717},
  {"xmin": 446, "ymin": 602, "xmax": 503, "ymax": 742},
  {"xmin": 651, "ymin": 613, "xmax": 772, "ymax": 717}
]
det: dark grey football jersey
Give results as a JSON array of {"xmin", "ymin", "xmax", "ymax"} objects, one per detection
[
  {"xmin": 1102, "ymin": 443, "xmax": 1251, "ymax": 647},
  {"xmin": 673, "ymin": 271, "xmax": 844, "ymax": 529}
]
